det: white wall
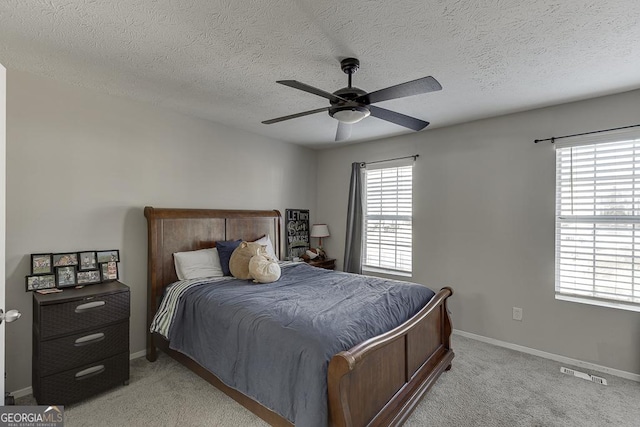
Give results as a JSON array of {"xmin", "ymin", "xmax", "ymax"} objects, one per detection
[
  {"xmin": 5, "ymin": 71, "xmax": 317, "ymax": 392},
  {"xmin": 317, "ymin": 89, "xmax": 640, "ymax": 375}
]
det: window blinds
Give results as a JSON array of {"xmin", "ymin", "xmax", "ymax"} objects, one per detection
[
  {"xmin": 555, "ymin": 131, "xmax": 640, "ymax": 307},
  {"xmin": 364, "ymin": 163, "xmax": 413, "ymax": 273}
]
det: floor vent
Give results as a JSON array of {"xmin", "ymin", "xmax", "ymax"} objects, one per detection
[{"xmin": 560, "ymin": 366, "xmax": 608, "ymax": 385}]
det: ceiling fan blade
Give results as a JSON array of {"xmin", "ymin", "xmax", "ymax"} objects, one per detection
[
  {"xmin": 335, "ymin": 122, "xmax": 352, "ymax": 142},
  {"xmin": 368, "ymin": 105, "xmax": 430, "ymax": 131},
  {"xmin": 262, "ymin": 107, "xmax": 329, "ymax": 124},
  {"xmin": 277, "ymin": 80, "xmax": 348, "ymax": 104},
  {"xmin": 356, "ymin": 76, "xmax": 442, "ymax": 105}
]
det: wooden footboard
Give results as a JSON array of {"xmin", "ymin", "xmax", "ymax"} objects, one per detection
[{"xmin": 328, "ymin": 287, "xmax": 454, "ymax": 427}]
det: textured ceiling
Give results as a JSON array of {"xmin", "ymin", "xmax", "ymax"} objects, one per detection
[{"xmin": 1, "ymin": 1, "xmax": 640, "ymax": 148}]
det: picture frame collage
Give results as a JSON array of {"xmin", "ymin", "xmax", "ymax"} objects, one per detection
[{"xmin": 26, "ymin": 250, "xmax": 120, "ymax": 292}]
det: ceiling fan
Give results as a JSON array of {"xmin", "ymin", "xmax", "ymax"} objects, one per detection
[{"xmin": 262, "ymin": 58, "xmax": 442, "ymax": 141}]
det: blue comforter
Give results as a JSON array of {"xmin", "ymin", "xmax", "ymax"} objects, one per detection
[{"xmin": 156, "ymin": 263, "xmax": 435, "ymax": 426}]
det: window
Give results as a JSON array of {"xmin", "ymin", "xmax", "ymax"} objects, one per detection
[
  {"xmin": 555, "ymin": 130, "xmax": 640, "ymax": 311},
  {"xmin": 363, "ymin": 161, "xmax": 413, "ymax": 275}
]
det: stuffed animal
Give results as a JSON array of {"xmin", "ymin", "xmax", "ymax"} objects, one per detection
[
  {"xmin": 229, "ymin": 242, "xmax": 265, "ymax": 280},
  {"xmin": 305, "ymin": 249, "xmax": 320, "ymax": 260},
  {"xmin": 249, "ymin": 253, "xmax": 281, "ymax": 284}
]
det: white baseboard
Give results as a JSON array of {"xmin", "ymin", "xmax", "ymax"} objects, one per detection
[
  {"xmin": 10, "ymin": 349, "xmax": 149, "ymax": 398},
  {"xmin": 129, "ymin": 349, "xmax": 146, "ymax": 360},
  {"xmin": 11, "ymin": 386, "xmax": 33, "ymax": 399},
  {"xmin": 453, "ymin": 329, "xmax": 640, "ymax": 383}
]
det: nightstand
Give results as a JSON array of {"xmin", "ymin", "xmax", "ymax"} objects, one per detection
[
  {"xmin": 32, "ymin": 281, "xmax": 130, "ymax": 405},
  {"xmin": 307, "ymin": 257, "xmax": 336, "ymax": 270}
]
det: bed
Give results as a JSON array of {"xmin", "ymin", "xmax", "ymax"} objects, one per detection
[{"xmin": 145, "ymin": 207, "xmax": 454, "ymax": 427}]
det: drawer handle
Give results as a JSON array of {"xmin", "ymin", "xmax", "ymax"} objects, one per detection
[
  {"xmin": 74, "ymin": 333, "xmax": 105, "ymax": 346},
  {"xmin": 75, "ymin": 301, "xmax": 106, "ymax": 313},
  {"xmin": 75, "ymin": 365, "xmax": 105, "ymax": 380}
]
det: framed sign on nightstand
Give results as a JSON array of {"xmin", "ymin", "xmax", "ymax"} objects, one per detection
[{"xmin": 285, "ymin": 209, "xmax": 310, "ymax": 259}]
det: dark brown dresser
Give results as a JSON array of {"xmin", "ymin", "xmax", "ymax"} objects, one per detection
[{"xmin": 32, "ymin": 281, "xmax": 130, "ymax": 405}]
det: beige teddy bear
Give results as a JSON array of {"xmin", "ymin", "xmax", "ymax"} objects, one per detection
[{"xmin": 229, "ymin": 242, "xmax": 265, "ymax": 280}]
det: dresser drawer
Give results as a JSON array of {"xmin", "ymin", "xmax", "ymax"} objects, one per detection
[
  {"xmin": 37, "ymin": 321, "xmax": 129, "ymax": 377},
  {"xmin": 39, "ymin": 291, "xmax": 130, "ymax": 338},
  {"xmin": 36, "ymin": 352, "xmax": 129, "ymax": 405}
]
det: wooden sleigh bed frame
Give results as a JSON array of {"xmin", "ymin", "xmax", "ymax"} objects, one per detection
[{"xmin": 145, "ymin": 206, "xmax": 454, "ymax": 427}]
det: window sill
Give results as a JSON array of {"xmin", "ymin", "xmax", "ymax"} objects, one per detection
[
  {"xmin": 555, "ymin": 294, "xmax": 640, "ymax": 313},
  {"xmin": 362, "ymin": 266, "xmax": 412, "ymax": 278}
]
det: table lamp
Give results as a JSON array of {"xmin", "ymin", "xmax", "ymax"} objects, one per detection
[{"xmin": 310, "ymin": 224, "xmax": 330, "ymax": 257}]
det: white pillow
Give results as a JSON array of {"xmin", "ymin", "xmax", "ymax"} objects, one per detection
[
  {"xmin": 254, "ymin": 235, "xmax": 278, "ymax": 260},
  {"xmin": 173, "ymin": 248, "xmax": 224, "ymax": 280}
]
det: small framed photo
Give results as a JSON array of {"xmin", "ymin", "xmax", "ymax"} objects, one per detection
[
  {"xmin": 97, "ymin": 250, "xmax": 120, "ymax": 264},
  {"xmin": 31, "ymin": 253, "xmax": 53, "ymax": 275},
  {"xmin": 100, "ymin": 262, "xmax": 118, "ymax": 281},
  {"xmin": 56, "ymin": 266, "xmax": 77, "ymax": 288},
  {"xmin": 53, "ymin": 253, "xmax": 78, "ymax": 267},
  {"xmin": 25, "ymin": 274, "xmax": 56, "ymax": 292},
  {"xmin": 77, "ymin": 270, "xmax": 102, "ymax": 285},
  {"xmin": 78, "ymin": 251, "xmax": 97, "ymax": 271}
]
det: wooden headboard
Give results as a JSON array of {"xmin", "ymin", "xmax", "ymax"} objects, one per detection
[{"xmin": 144, "ymin": 207, "xmax": 282, "ymax": 348}]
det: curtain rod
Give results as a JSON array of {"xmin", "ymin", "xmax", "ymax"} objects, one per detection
[
  {"xmin": 534, "ymin": 123, "xmax": 640, "ymax": 144},
  {"xmin": 364, "ymin": 154, "xmax": 419, "ymax": 165}
]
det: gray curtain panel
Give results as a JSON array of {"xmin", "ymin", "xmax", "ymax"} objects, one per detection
[{"xmin": 344, "ymin": 162, "xmax": 365, "ymax": 274}]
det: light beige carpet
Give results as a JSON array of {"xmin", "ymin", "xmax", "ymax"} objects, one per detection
[{"xmin": 17, "ymin": 335, "xmax": 640, "ymax": 426}]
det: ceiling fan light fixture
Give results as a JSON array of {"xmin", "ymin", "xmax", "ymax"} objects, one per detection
[{"xmin": 330, "ymin": 106, "xmax": 370, "ymax": 124}]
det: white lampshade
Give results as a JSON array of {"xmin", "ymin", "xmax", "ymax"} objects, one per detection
[{"xmin": 310, "ymin": 224, "xmax": 330, "ymax": 238}]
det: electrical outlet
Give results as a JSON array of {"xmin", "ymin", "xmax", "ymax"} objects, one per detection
[{"xmin": 512, "ymin": 307, "xmax": 523, "ymax": 321}]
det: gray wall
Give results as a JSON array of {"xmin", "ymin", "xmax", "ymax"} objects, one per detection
[
  {"xmin": 6, "ymin": 71, "xmax": 317, "ymax": 392},
  {"xmin": 317, "ymin": 89, "xmax": 640, "ymax": 375},
  {"xmin": 6, "ymin": 68, "xmax": 639, "ymax": 393}
]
